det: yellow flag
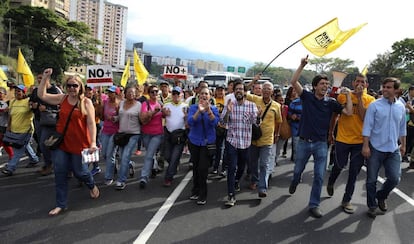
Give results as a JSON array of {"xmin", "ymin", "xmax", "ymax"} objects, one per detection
[
  {"xmin": 120, "ymin": 58, "xmax": 130, "ymax": 87},
  {"xmin": 17, "ymin": 49, "xmax": 34, "ymax": 87},
  {"xmin": 0, "ymin": 68, "xmax": 7, "ymax": 82},
  {"xmin": 301, "ymin": 18, "xmax": 367, "ymax": 57},
  {"xmin": 361, "ymin": 65, "xmax": 368, "ymax": 76},
  {"xmin": 133, "ymin": 49, "xmax": 149, "ymax": 85}
]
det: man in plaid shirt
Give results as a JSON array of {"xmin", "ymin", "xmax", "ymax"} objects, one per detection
[{"xmin": 221, "ymin": 81, "xmax": 258, "ymax": 207}]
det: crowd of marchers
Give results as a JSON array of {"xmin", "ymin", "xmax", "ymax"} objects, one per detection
[{"xmin": 0, "ymin": 56, "xmax": 411, "ymax": 219}]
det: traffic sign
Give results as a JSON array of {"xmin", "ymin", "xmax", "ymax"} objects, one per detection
[
  {"xmin": 86, "ymin": 65, "xmax": 113, "ymax": 86},
  {"xmin": 227, "ymin": 66, "xmax": 235, "ymax": 72},
  {"xmin": 237, "ymin": 66, "xmax": 246, "ymax": 73}
]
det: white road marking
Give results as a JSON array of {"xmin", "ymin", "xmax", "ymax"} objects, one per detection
[{"xmin": 134, "ymin": 171, "xmax": 193, "ymax": 244}]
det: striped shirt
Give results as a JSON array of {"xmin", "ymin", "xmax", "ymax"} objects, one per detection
[{"xmin": 222, "ymin": 99, "xmax": 258, "ymax": 149}]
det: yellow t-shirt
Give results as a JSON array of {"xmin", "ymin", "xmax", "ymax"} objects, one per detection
[
  {"xmin": 246, "ymin": 94, "xmax": 282, "ymax": 146},
  {"xmin": 336, "ymin": 92, "xmax": 375, "ymax": 144},
  {"xmin": 10, "ymin": 98, "xmax": 34, "ymax": 133}
]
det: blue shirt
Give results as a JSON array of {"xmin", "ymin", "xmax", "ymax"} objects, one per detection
[
  {"xmin": 299, "ymin": 90, "xmax": 343, "ymax": 142},
  {"xmin": 187, "ymin": 104, "xmax": 219, "ymax": 146},
  {"xmin": 288, "ymin": 98, "xmax": 302, "ymax": 137},
  {"xmin": 362, "ymin": 97, "xmax": 406, "ymax": 152}
]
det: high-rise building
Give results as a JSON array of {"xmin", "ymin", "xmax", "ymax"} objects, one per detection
[
  {"xmin": 70, "ymin": 0, "xmax": 127, "ymax": 65},
  {"xmin": 10, "ymin": 0, "xmax": 70, "ymax": 19}
]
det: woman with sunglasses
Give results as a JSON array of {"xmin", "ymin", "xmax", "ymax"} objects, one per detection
[
  {"xmin": 138, "ymin": 85, "xmax": 164, "ymax": 188},
  {"xmin": 38, "ymin": 68, "xmax": 100, "ymax": 216}
]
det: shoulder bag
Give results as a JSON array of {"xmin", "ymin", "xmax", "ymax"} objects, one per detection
[{"xmin": 252, "ymin": 101, "xmax": 271, "ymax": 141}]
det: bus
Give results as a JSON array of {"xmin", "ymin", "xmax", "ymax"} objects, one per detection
[{"xmin": 203, "ymin": 72, "xmax": 241, "ymax": 88}]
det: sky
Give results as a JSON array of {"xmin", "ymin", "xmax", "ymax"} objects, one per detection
[{"xmin": 110, "ymin": 0, "xmax": 413, "ymax": 71}]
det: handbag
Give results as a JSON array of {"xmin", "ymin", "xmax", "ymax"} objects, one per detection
[
  {"xmin": 201, "ymin": 116, "xmax": 216, "ymax": 159},
  {"xmin": 206, "ymin": 143, "xmax": 216, "ymax": 157},
  {"xmin": 113, "ymin": 132, "xmax": 132, "ymax": 146},
  {"xmin": 39, "ymin": 110, "xmax": 59, "ymax": 126},
  {"xmin": 44, "ymin": 101, "xmax": 77, "ymax": 150},
  {"xmin": 280, "ymin": 118, "xmax": 292, "ymax": 140},
  {"xmin": 251, "ymin": 123, "xmax": 262, "ymax": 141},
  {"xmin": 169, "ymin": 129, "xmax": 187, "ymax": 145},
  {"xmin": 251, "ymin": 101, "xmax": 272, "ymax": 141},
  {"xmin": 3, "ymin": 130, "xmax": 31, "ymax": 149},
  {"xmin": 216, "ymin": 125, "xmax": 226, "ymax": 137}
]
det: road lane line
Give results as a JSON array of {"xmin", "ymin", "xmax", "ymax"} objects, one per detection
[
  {"xmin": 134, "ymin": 171, "xmax": 193, "ymax": 244},
  {"xmin": 362, "ymin": 166, "xmax": 414, "ymax": 207},
  {"xmin": 375, "ymin": 174, "xmax": 414, "ymax": 206}
]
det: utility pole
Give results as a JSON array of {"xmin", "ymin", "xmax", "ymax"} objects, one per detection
[{"xmin": 7, "ymin": 18, "xmax": 11, "ymax": 56}]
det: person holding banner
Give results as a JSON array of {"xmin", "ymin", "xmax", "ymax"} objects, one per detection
[
  {"xmin": 326, "ymin": 74, "xmax": 375, "ymax": 214},
  {"xmin": 288, "ymin": 56, "xmax": 353, "ymax": 218}
]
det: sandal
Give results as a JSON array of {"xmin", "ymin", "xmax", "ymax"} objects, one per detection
[
  {"xmin": 48, "ymin": 207, "xmax": 65, "ymax": 216},
  {"xmin": 90, "ymin": 185, "xmax": 100, "ymax": 199}
]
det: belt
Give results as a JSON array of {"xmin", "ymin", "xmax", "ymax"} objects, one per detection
[{"xmin": 300, "ymin": 137, "xmax": 313, "ymax": 143}]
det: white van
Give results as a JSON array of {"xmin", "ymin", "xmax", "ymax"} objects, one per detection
[{"xmin": 203, "ymin": 72, "xmax": 241, "ymax": 88}]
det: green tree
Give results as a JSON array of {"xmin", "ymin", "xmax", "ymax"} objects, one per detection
[{"xmin": 2, "ymin": 5, "xmax": 101, "ymax": 79}]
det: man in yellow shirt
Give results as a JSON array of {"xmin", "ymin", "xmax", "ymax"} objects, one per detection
[
  {"xmin": 246, "ymin": 79, "xmax": 282, "ymax": 197},
  {"xmin": 326, "ymin": 74, "xmax": 375, "ymax": 214}
]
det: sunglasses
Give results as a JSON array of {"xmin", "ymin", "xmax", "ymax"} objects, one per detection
[
  {"xmin": 150, "ymin": 90, "xmax": 159, "ymax": 94},
  {"xmin": 67, "ymin": 83, "xmax": 79, "ymax": 88}
]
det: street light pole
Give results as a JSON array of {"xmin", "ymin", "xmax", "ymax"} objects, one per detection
[{"xmin": 7, "ymin": 18, "xmax": 11, "ymax": 56}]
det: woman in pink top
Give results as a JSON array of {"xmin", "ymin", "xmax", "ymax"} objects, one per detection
[
  {"xmin": 138, "ymin": 85, "xmax": 164, "ymax": 188},
  {"xmin": 100, "ymin": 85, "xmax": 120, "ymax": 186}
]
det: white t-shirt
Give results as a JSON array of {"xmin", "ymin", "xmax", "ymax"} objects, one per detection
[{"xmin": 164, "ymin": 102, "xmax": 188, "ymax": 132}]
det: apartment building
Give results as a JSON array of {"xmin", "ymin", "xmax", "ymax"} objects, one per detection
[
  {"xmin": 70, "ymin": 0, "xmax": 127, "ymax": 66},
  {"xmin": 10, "ymin": 0, "xmax": 70, "ymax": 19}
]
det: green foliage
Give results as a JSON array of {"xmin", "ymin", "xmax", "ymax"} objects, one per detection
[{"xmin": 2, "ymin": 5, "xmax": 101, "ymax": 79}]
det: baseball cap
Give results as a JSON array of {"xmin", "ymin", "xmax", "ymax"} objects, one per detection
[
  {"xmin": 159, "ymin": 80, "xmax": 169, "ymax": 86},
  {"xmin": 15, "ymin": 84, "xmax": 27, "ymax": 93},
  {"xmin": 172, "ymin": 86, "xmax": 182, "ymax": 93},
  {"xmin": 106, "ymin": 85, "xmax": 120, "ymax": 94},
  {"xmin": 216, "ymin": 84, "xmax": 226, "ymax": 89}
]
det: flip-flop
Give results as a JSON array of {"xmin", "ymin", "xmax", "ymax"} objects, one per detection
[
  {"xmin": 48, "ymin": 207, "xmax": 65, "ymax": 216},
  {"xmin": 90, "ymin": 185, "xmax": 100, "ymax": 199}
]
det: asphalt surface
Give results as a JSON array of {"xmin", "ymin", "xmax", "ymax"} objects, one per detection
[{"xmin": 1, "ymin": 144, "xmax": 414, "ymax": 244}]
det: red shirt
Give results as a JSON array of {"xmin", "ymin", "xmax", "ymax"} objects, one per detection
[{"xmin": 57, "ymin": 97, "xmax": 91, "ymax": 155}]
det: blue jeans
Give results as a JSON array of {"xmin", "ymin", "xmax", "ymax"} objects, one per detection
[
  {"xmin": 164, "ymin": 133, "xmax": 185, "ymax": 180},
  {"xmin": 6, "ymin": 135, "xmax": 39, "ymax": 172},
  {"xmin": 250, "ymin": 144, "xmax": 273, "ymax": 192},
  {"xmin": 52, "ymin": 148, "xmax": 95, "ymax": 209},
  {"xmin": 291, "ymin": 136, "xmax": 299, "ymax": 162},
  {"xmin": 328, "ymin": 141, "xmax": 364, "ymax": 203},
  {"xmin": 226, "ymin": 141, "xmax": 249, "ymax": 196},
  {"xmin": 366, "ymin": 144, "xmax": 401, "ymax": 209},
  {"xmin": 291, "ymin": 139, "xmax": 328, "ymax": 208},
  {"xmin": 118, "ymin": 134, "xmax": 140, "ymax": 183},
  {"xmin": 140, "ymin": 134, "xmax": 163, "ymax": 183},
  {"xmin": 100, "ymin": 133, "xmax": 117, "ymax": 181}
]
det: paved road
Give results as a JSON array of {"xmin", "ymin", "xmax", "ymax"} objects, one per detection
[{"xmin": 1, "ymin": 145, "xmax": 414, "ymax": 244}]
